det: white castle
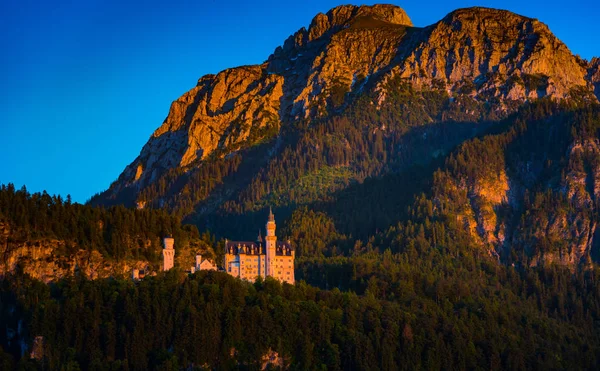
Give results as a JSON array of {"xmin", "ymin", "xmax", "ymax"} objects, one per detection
[{"xmin": 224, "ymin": 208, "xmax": 295, "ymax": 284}]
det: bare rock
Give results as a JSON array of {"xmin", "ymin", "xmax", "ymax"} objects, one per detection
[
  {"xmin": 307, "ymin": 4, "xmax": 412, "ymax": 41},
  {"xmin": 382, "ymin": 7, "xmax": 590, "ymax": 102},
  {"xmin": 116, "ymin": 65, "xmax": 284, "ymax": 189},
  {"xmin": 589, "ymin": 57, "xmax": 600, "ymax": 99}
]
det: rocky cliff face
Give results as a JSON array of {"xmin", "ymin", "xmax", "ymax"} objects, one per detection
[
  {"xmin": 0, "ymin": 236, "xmax": 207, "ymax": 283},
  {"xmin": 432, "ymin": 140, "xmax": 512, "ymax": 257},
  {"xmin": 590, "ymin": 57, "xmax": 600, "ymax": 99},
  {"xmin": 0, "ymin": 239, "xmax": 147, "ymax": 283},
  {"xmin": 505, "ymin": 138, "xmax": 600, "ymax": 267},
  {"xmin": 1, "ymin": 220, "xmax": 147, "ymax": 282},
  {"xmin": 115, "ymin": 66, "xmax": 284, "ymax": 190},
  {"xmin": 101, "ymin": 5, "xmax": 597, "ymax": 199},
  {"xmin": 431, "ymin": 110, "xmax": 600, "ymax": 268},
  {"xmin": 0, "ymin": 219, "xmax": 204, "ymax": 282},
  {"xmin": 380, "ymin": 7, "xmax": 590, "ymax": 105}
]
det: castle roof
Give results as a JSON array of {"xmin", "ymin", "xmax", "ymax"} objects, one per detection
[
  {"xmin": 274, "ymin": 242, "xmax": 293, "ymax": 256},
  {"xmin": 269, "ymin": 206, "xmax": 275, "ymax": 222},
  {"xmin": 226, "ymin": 241, "xmax": 262, "ymax": 255},
  {"xmin": 224, "ymin": 208, "xmax": 293, "ymax": 256},
  {"xmin": 225, "ymin": 240, "xmax": 293, "ymax": 256}
]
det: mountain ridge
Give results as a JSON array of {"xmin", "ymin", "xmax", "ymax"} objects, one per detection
[
  {"xmin": 90, "ymin": 4, "xmax": 600, "ymax": 268},
  {"xmin": 98, "ymin": 4, "xmax": 597, "ymax": 202}
]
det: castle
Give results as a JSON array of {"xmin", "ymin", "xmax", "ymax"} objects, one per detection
[
  {"xmin": 162, "ymin": 237, "xmax": 175, "ymax": 271},
  {"xmin": 156, "ymin": 209, "xmax": 294, "ymax": 283},
  {"xmin": 224, "ymin": 208, "xmax": 295, "ymax": 284}
]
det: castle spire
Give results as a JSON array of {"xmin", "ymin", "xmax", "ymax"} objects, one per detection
[
  {"xmin": 265, "ymin": 206, "xmax": 277, "ymax": 277},
  {"xmin": 257, "ymin": 229, "xmax": 263, "ymax": 242}
]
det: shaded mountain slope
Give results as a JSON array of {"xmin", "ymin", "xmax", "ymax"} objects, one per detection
[{"xmin": 395, "ymin": 101, "xmax": 600, "ymax": 267}]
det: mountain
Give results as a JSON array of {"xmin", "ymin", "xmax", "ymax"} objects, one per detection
[
  {"xmin": 5, "ymin": 6, "xmax": 600, "ymax": 369},
  {"xmin": 90, "ymin": 4, "xmax": 599, "ymax": 268}
]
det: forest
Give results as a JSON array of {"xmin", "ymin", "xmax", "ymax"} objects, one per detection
[
  {"xmin": 0, "ymin": 183, "xmax": 203, "ymax": 264},
  {"xmin": 3, "ymin": 85, "xmax": 600, "ymax": 369},
  {"xmin": 3, "ymin": 172, "xmax": 600, "ymax": 369},
  {"xmin": 2, "ymin": 263, "xmax": 600, "ymax": 370}
]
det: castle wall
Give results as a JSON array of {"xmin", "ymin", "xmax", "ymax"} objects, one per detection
[
  {"xmin": 270, "ymin": 255, "xmax": 295, "ymax": 284},
  {"xmin": 239, "ymin": 254, "xmax": 267, "ymax": 281}
]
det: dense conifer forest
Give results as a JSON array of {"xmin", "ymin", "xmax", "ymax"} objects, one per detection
[
  {"xmin": 3, "ymin": 172, "xmax": 600, "ymax": 369},
  {"xmin": 0, "ymin": 184, "xmax": 202, "ymax": 264},
  {"xmin": 2, "ymin": 264, "xmax": 600, "ymax": 370}
]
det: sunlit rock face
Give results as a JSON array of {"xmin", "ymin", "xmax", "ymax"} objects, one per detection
[
  {"xmin": 383, "ymin": 7, "xmax": 589, "ymax": 103},
  {"xmin": 590, "ymin": 57, "xmax": 600, "ymax": 99}
]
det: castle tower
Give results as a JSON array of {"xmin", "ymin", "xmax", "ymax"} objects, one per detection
[
  {"xmin": 265, "ymin": 207, "xmax": 277, "ymax": 276},
  {"xmin": 195, "ymin": 254, "xmax": 202, "ymax": 272},
  {"xmin": 162, "ymin": 237, "xmax": 175, "ymax": 271}
]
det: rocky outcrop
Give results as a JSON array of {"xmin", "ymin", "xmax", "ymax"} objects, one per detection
[
  {"xmin": 540, "ymin": 139, "xmax": 600, "ymax": 266},
  {"xmin": 0, "ymin": 239, "xmax": 152, "ymax": 283},
  {"xmin": 433, "ymin": 158, "xmax": 511, "ymax": 257},
  {"xmin": 305, "ymin": 4, "xmax": 412, "ymax": 42},
  {"xmin": 379, "ymin": 7, "xmax": 590, "ymax": 105},
  {"xmin": 269, "ymin": 8, "xmax": 411, "ymax": 121},
  {"xmin": 116, "ymin": 66, "xmax": 284, "ymax": 189},
  {"xmin": 260, "ymin": 349, "xmax": 286, "ymax": 370},
  {"xmin": 471, "ymin": 170, "xmax": 511, "ymax": 248},
  {"xmin": 589, "ymin": 57, "xmax": 600, "ymax": 99},
  {"xmin": 433, "ymin": 130, "xmax": 600, "ymax": 268}
]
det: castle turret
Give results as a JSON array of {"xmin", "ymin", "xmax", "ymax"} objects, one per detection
[
  {"xmin": 265, "ymin": 207, "xmax": 277, "ymax": 276},
  {"xmin": 195, "ymin": 254, "xmax": 202, "ymax": 272},
  {"xmin": 162, "ymin": 237, "xmax": 175, "ymax": 271}
]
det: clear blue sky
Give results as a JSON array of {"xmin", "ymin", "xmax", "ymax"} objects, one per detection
[{"xmin": 1, "ymin": 0, "xmax": 598, "ymax": 203}]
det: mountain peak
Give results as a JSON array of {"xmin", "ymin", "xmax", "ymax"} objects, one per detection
[
  {"xmin": 442, "ymin": 6, "xmax": 534, "ymax": 22},
  {"xmin": 307, "ymin": 4, "xmax": 412, "ymax": 41}
]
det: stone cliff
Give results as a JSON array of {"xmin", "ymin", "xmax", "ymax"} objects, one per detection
[
  {"xmin": 0, "ymin": 219, "xmax": 206, "ymax": 282},
  {"xmin": 116, "ymin": 66, "xmax": 284, "ymax": 190},
  {"xmin": 590, "ymin": 57, "xmax": 600, "ymax": 99},
  {"xmin": 431, "ymin": 113, "xmax": 600, "ymax": 268},
  {"xmin": 0, "ymin": 239, "xmax": 147, "ymax": 283},
  {"xmin": 381, "ymin": 8, "xmax": 590, "ymax": 105}
]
